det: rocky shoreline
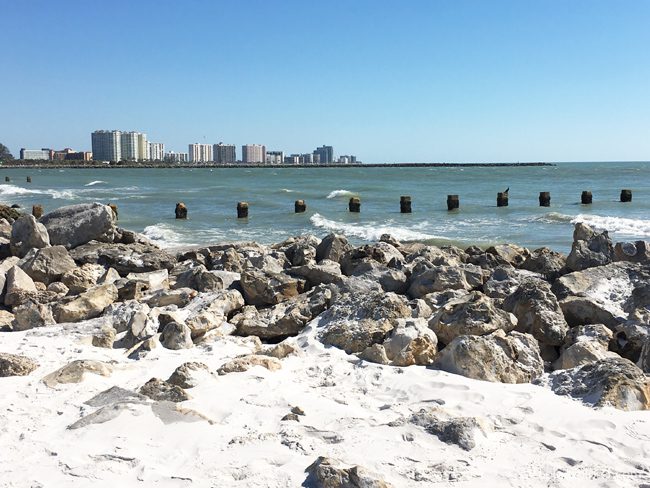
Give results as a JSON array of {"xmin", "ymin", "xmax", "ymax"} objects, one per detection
[{"xmin": 1, "ymin": 202, "xmax": 649, "ymax": 486}]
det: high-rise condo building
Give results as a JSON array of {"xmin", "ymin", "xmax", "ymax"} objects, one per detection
[
  {"xmin": 213, "ymin": 143, "xmax": 236, "ymax": 164},
  {"xmin": 313, "ymin": 145, "xmax": 334, "ymax": 164},
  {"xmin": 165, "ymin": 152, "xmax": 188, "ymax": 163},
  {"xmin": 266, "ymin": 151, "xmax": 284, "ymax": 165},
  {"xmin": 121, "ymin": 132, "xmax": 141, "ymax": 161},
  {"xmin": 138, "ymin": 133, "xmax": 149, "ymax": 160},
  {"xmin": 92, "ymin": 130, "xmax": 122, "ymax": 161},
  {"xmin": 188, "ymin": 143, "xmax": 213, "ymax": 163},
  {"xmin": 149, "ymin": 142, "xmax": 165, "ymax": 161},
  {"xmin": 242, "ymin": 144, "xmax": 266, "ymax": 164}
]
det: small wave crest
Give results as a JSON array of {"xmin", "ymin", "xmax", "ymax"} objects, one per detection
[
  {"xmin": 533, "ymin": 212, "xmax": 574, "ymax": 224},
  {"xmin": 142, "ymin": 223, "xmax": 191, "ymax": 248},
  {"xmin": 310, "ymin": 213, "xmax": 442, "ymax": 242},
  {"xmin": 85, "ymin": 180, "xmax": 107, "ymax": 187},
  {"xmin": 571, "ymin": 214, "xmax": 650, "ymax": 237},
  {"xmin": 326, "ymin": 189, "xmax": 356, "ymax": 199},
  {"xmin": 0, "ymin": 184, "xmax": 76, "ymax": 200},
  {"xmin": 281, "ymin": 188, "xmax": 294, "ymax": 193}
]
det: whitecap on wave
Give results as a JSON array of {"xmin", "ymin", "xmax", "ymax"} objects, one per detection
[
  {"xmin": 571, "ymin": 214, "xmax": 650, "ymax": 237},
  {"xmin": 84, "ymin": 180, "xmax": 107, "ymax": 187},
  {"xmin": 326, "ymin": 189, "xmax": 356, "ymax": 199},
  {"xmin": 0, "ymin": 184, "xmax": 77, "ymax": 200},
  {"xmin": 310, "ymin": 213, "xmax": 443, "ymax": 242},
  {"xmin": 142, "ymin": 224, "xmax": 191, "ymax": 248}
]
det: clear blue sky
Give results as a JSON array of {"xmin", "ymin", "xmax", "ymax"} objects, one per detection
[{"xmin": 2, "ymin": 0, "xmax": 649, "ymax": 163}]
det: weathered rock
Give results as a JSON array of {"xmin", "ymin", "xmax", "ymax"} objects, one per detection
[
  {"xmin": 358, "ymin": 343, "xmax": 390, "ymax": 365},
  {"xmin": 381, "ymin": 318, "xmax": 437, "ymax": 366},
  {"xmin": 318, "ymin": 291, "xmax": 412, "ymax": 354},
  {"xmin": 84, "ymin": 386, "xmax": 148, "ymax": 408},
  {"xmin": 126, "ymin": 335, "xmax": 159, "ymax": 360},
  {"xmin": 262, "ymin": 341, "xmax": 300, "ymax": 359},
  {"xmin": 316, "ymin": 233, "xmax": 353, "ymax": 264},
  {"xmin": 11, "ymin": 300, "xmax": 55, "ymax": 331},
  {"xmin": 554, "ymin": 340, "xmax": 619, "ymax": 370},
  {"xmin": 161, "ymin": 321, "xmax": 193, "ymax": 350},
  {"xmin": 4, "ymin": 265, "xmax": 37, "ymax": 307},
  {"xmin": 40, "ymin": 203, "xmax": 116, "ymax": 249},
  {"xmin": 433, "ymin": 330, "xmax": 544, "ymax": 383},
  {"xmin": 53, "ymin": 283, "xmax": 118, "ymax": 323},
  {"xmin": 18, "ymin": 245, "xmax": 76, "ymax": 285},
  {"xmin": 410, "ymin": 409, "xmax": 485, "ymax": 451},
  {"xmin": 0, "ymin": 309, "xmax": 15, "ymax": 330},
  {"xmin": 172, "ymin": 264, "xmax": 222, "ymax": 292},
  {"xmin": 405, "ymin": 245, "xmax": 466, "ymax": 267},
  {"xmin": 610, "ymin": 322, "xmax": 650, "ymax": 362},
  {"xmin": 503, "ymin": 281, "xmax": 568, "ymax": 346},
  {"xmin": 350, "ymin": 262, "xmax": 408, "ymax": 294},
  {"xmin": 560, "ymin": 296, "xmax": 619, "ymax": 328},
  {"xmin": 217, "ymin": 355, "xmax": 282, "ymax": 375},
  {"xmin": 61, "ymin": 263, "xmax": 107, "ymax": 294},
  {"xmin": 305, "ymin": 456, "xmax": 392, "ymax": 488},
  {"xmin": 233, "ymin": 285, "xmax": 331, "ymax": 339},
  {"xmin": 538, "ymin": 358, "xmax": 650, "ymax": 410},
  {"xmin": 102, "ymin": 300, "xmax": 148, "ymax": 333},
  {"xmin": 280, "ymin": 235, "xmax": 320, "ymax": 266},
  {"xmin": 486, "ymin": 244, "xmax": 529, "ymax": 267},
  {"xmin": 240, "ymin": 268, "xmax": 305, "ymax": 307},
  {"xmin": 146, "ymin": 287, "xmax": 197, "ymax": 308},
  {"xmin": 167, "ymin": 362, "xmax": 211, "ymax": 388},
  {"xmin": 126, "ymin": 269, "xmax": 169, "ymax": 291},
  {"xmin": 140, "ymin": 378, "xmax": 190, "ymax": 402},
  {"xmin": 429, "ymin": 292, "xmax": 517, "ymax": 345},
  {"xmin": 0, "ymin": 256, "xmax": 20, "ymax": 297},
  {"xmin": 614, "ymin": 240, "xmax": 650, "ymax": 264},
  {"xmin": 287, "ymin": 260, "xmax": 344, "ymax": 287},
  {"xmin": 407, "ymin": 264, "xmax": 484, "ymax": 299},
  {"xmin": 178, "ymin": 289, "xmax": 244, "ymax": 338},
  {"xmin": 566, "ymin": 223, "xmax": 614, "ymax": 272},
  {"xmin": 92, "ymin": 325, "xmax": 116, "ymax": 348},
  {"xmin": 340, "ymin": 242, "xmax": 404, "ymax": 276},
  {"xmin": 520, "ymin": 247, "xmax": 566, "ymax": 280},
  {"xmin": 70, "ymin": 241, "xmax": 177, "ymax": 275},
  {"xmin": 9, "ymin": 214, "xmax": 50, "ymax": 258},
  {"xmin": 564, "ymin": 324, "xmax": 613, "ymax": 350},
  {"xmin": 0, "ymin": 353, "xmax": 38, "ymax": 377},
  {"xmin": 42, "ymin": 360, "xmax": 112, "ymax": 387},
  {"xmin": 638, "ymin": 337, "xmax": 650, "ymax": 373},
  {"xmin": 46, "ymin": 281, "xmax": 69, "ymax": 296}
]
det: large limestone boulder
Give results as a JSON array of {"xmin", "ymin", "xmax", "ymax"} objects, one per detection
[
  {"xmin": 486, "ymin": 244, "xmax": 529, "ymax": 267},
  {"xmin": 40, "ymin": 203, "xmax": 116, "ymax": 249},
  {"xmin": 167, "ymin": 362, "xmax": 211, "ymax": 389},
  {"xmin": 70, "ymin": 241, "xmax": 177, "ymax": 275},
  {"xmin": 520, "ymin": 247, "xmax": 566, "ymax": 280},
  {"xmin": 433, "ymin": 330, "xmax": 544, "ymax": 383},
  {"xmin": 0, "ymin": 353, "xmax": 38, "ymax": 377},
  {"xmin": 316, "ymin": 233, "xmax": 353, "ymax": 264},
  {"xmin": 559, "ymin": 296, "xmax": 619, "ymax": 328},
  {"xmin": 177, "ymin": 289, "xmax": 244, "ymax": 338},
  {"xmin": 233, "ymin": 285, "xmax": 332, "ymax": 339},
  {"xmin": 161, "ymin": 321, "xmax": 193, "ymax": 350},
  {"xmin": 566, "ymin": 223, "xmax": 614, "ymax": 272},
  {"xmin": 318, "ymin": 291, "xmax": 412, "ymax": 354},
  {"xmin": 429, "ymin": 292, "xmax": 517, "ymax": 345},
  {"xmin": 379, "ymin": 318, "xmax": 438, "ymax": 366},
  {"xmin": 140, "ymin": 378, "xmax": 190, "ymax": 402},
  {"xmin": 407, "ymin": 264, "xmax": 483, "ymax": 299},
  {"xmin": 287, "ymin": 260, "xmax": 344, "ymax": 287},
  {"xmin": 240, "ymin": 268, "xmax": 305, "ymax": 307},
  {"xmin": 304, "ymin": 456, "xmax": 392, "ymax": 488},
  {"xmin": 19, "ymin": 246, "xmax": 77, "ymax": 285},
  {"xmin": 503, "ymin": 281, "xmax": 569, "ymax": 346},
  {"xmin": 4, "ymin": 265, "xmax": 37, "ymax": 307},
  {"xmin": 537, "ymin": 358, "xmax": 650, "ymax": 410},
  {"xmin": 172, "ymin": 264, "xmax": 222, "ymax": 292},
  {"xmin": 409, "ymin": 408, "xmax": 486, "ymax": 451},
  {"xmin": 11, "ymin": 300, "xmax": 55, "ymax": 331},
  {"xmin": 53, "ymin": 283, "xmax": 118, "ymax": 323},
  {"xmin": 554, "ymin": 340, "xmax": 619, "ymax": 370},
  {"xmin": 10, "ymin": 214, "xmax": 50, "ymax": 258},
  {"xmin": 61, "ymin": 263, "xmax": 108, "ymax": 294},
  {"xmin": 340, "ymin": 242, "xmax": 404, "ymax": 276}
]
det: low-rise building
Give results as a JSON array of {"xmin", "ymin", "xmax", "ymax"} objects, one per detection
[
  {"xmin": 165, "ymin": 152, "xmax": 188, "ymax": 163},
  {"xmin": 20, "ymin": 148, "xmax": 52, "ymax": 160},
  {"xmin": 266, "ymin": 151, "xmax": 284, "ymax": 165}
]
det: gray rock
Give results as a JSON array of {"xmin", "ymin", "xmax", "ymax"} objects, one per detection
[
  {"xmin": 380, "ymin": 318, "xmax": 438, "ymax": 366},
  {"xmin": 240, "ymin": 268, "xmax": 305, "ymax": 307},
  {"xmin": 304, "ymin": 456, "xmax": 392, "ymax": 488},
  {"xmin": 4, "ymin": 265, "xmax": 37, "ymax": 307},
  {"xmin": 316, "ymin": 233, "xmax": 353, "ymax": 264},
  {"xmin": 70, "ymin": 241, "xmax": 177, "ymax": 275},
  {"xmin": 10, "ymin": 214, "xmax": 50, "ymax": 258},
  {"xmin": 564, "ymin": 324, "xmax": 613, "ymax": 350},
  {"xmin": 233, "ymin": 285, "xmax": 332, "ymax": 339},
  {"xmin": 0, "ymin": 352, "xmax": 38, "ymax": 377},
  {"xmin": 537, "ymin": 357, "xmax": 650, "ymax": 410},
  {"xmin": 53, "ymin": 283, "xmax": 118, "ymax": 323},
  {"xmin": 429, "ymin": 292, "xmax": 517, "ymax": 345},
  {"xmin": 140, "ymin": 378, "xmax": 190, "ymax": 402},
  {"xmin": 637, "ymin": 337, "xmax": 650, "ymax": 373},
  {"xmin": 614, "ymin": 240, "xmax": 650, "ymax": 264},
  {"xmin": 61, "ymin": 263, "xmax": 107, "ymax": 294},
  {"xmin": 503, "ymin": 280, "xmax": 569, "ymax": 346},
  {"xmin": 161, "ymin": 321, "xmax": 193, "ymax": 350},
  {"xmin": 40, "ymin": 203, "xmax": 116, "ymax": 249},
  {"xmin": 340, "ymin": 242, "xmax": 404, "ymax": 276},
  {"xmin": 19, "ymin": 245, "xmax": 77, "ymax": 285},
  {"xmin": 287, "ymin": 260, "xmax": 344, "ymax": 287},
  {"xmin": 172, "ymin": 264, "xmax": 222, "ymax": 292},
  {"xmin": 126, "ymin": 269, "xmax": 169, "ymax": 291},
  {"xmin": 410, "ymin": 409, "xmax": 484, "ymax": 450},
  {"xmin": 42, "ymin": 359, "xmax": 112, "ymax": 387},
  {"xmin": 520, "ymin": 247, "xmax": 566, "ymax": 280},
  {"xmin": 486, "ymin": 244, "xmax": 529, "ymax": 267},
  {"xmin": 407, "ymin": 264, "xmax": 484, "ymax": 299},
  {"xmin": 102, "ymin": 300, "xmax": 149, "ymax": 333},
  {"xmin": 566, "ymin": 223, "xmax": 614, "ymax": 272},
  {"xmin": 84, "ymin": 386, "xmax": 148, "ymax": 408},
  {"xmin": 433, "ymin": 330, "xmax": 544, "ymax": 383},
  {"xmin": 560, "ymin": 296, "xmax": 620, "ymax": 328},
  {"xmin": 167, "ymin": 362, "xmax": 211, "ymax": 388},
  {"xmin": 181, "ymin": 289, "xmax": 245, "ymax": 338},
  {"xmin": 11, "ymin": 300, "xmax": 55, "ymax": 331},
  {"xmin": 610, "ymin": 322, "xmax": 650, "ymax": 363}
]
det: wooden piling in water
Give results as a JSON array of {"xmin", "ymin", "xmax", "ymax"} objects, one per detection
[
  {"xmin": 295, "ymin": 199, "xmax": 306, "ymax": 213},
  {"xmin": 175, "ymin": 202, "xmax": 188, "ymax": 219},
  {"xmin": 620, "ymin": 189, "xmax": 632, "ymax": 202},
  {"xmin": 237, "ymin": 201, "xmax": 249, "ymax": 218},
  {"xmin": 400, "ymin": 196, "xmax": 412, "ymax": 213},
  {"xmin": 32, "ymin": 205, "xmax": 43, "ymax": 219},
  {"xmin": 497, "ymin": 192, "xmax": 508, "ymax": 207},
  {"xmin": 349, "ymin": 197, "xmax": 361, "ymax": 212},
  {"xmin": 26, "ymin": 176, "xmax": 32, "ymax": 183},
  {"xmin": 539, "ymin": 191, "xmax": 551, "ymax": 207},
  {"xmin": 581, "ymin": 191, "xmax": 592, "ymax": 204},
  {"xmin": 447, "ymin": 195, "xmax": 459, "ymax": 211},
  {"xmin": 4, "ymin": 177, "xmax": 9, "ymax": 182}
]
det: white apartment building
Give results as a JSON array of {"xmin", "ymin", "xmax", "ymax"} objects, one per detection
[
  {"xmin": 165, "ymin": 152, "xmax": 188, "ymax": 163},
  {"xmin": 149, "ymin": 142, "xmax": 165, "ymax": 161},
  {"xmin": 266, "ymin": 151, "xmax": 284, "ymax": 165},
  {"xmin": 188, "ymin": 143, "xmax": 213, "ymax": 163},
  {"xmin": 242, "ymin": 144, "xmax": 266, "ymax": 163}
]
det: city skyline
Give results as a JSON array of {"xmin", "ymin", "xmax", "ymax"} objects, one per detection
[{"xmin": 2, "ymin": 1, "xmax": 649, "ymax": 163}]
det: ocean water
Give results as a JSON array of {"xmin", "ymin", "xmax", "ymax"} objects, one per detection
[{"xmin": 0, "ymin": 162, "xmax": 648, "ymax": 253}]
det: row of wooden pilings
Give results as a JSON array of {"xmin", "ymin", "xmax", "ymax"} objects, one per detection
[
  {"xmin": 4, "ymin": 176, "xmax": 31, "ymax": 183},
  {"xmin": 173, "ymin": 189, "xmax": 634, "ymax": 219}
]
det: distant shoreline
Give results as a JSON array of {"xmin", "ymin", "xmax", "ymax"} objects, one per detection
[{"xmin": 0, "ymin": 161, "xmax": 556, "ymax": 169}]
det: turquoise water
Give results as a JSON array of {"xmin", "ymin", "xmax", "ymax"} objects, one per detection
[{"xmin": 0, "ymin": 162, "xmax": 648, "ymax": 252}]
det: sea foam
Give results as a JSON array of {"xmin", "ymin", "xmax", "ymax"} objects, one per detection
[
  {"xmin": 84, "ymin": 180, "xmax": 107, "ymax": 187},
  {"xmin": 310, "ymin": 213, "xmax": 442, "ymax": 242},
  {"xmin": 326, "ymin": 189, "xmax": 356, "ymax": 199},
  {"xmin": 571, "ymin": 214, "xmax": 650, "ymax": 237}
]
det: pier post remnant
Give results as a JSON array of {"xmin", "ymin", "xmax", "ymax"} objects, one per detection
[
  {"xmin": 349, "ymin": 197, "xmax": 361, "ymax": 213},
  {"xmin": 539, "ymin": 192, "xmax": 551, "ymax": 207},
  {"xmin": 26, "ymin": 176, "xmax": 32, "ymax": 183},
  {"xmin": 620, "ymin": 189, "xmax": 632, "ymax": 202},
  {"xmin": 32, "ymin": 205, "xmax": 43, "ymax": 219},
  {"xmin": 295, "ymin": 199, "xmax": 307, "ymax": 213},
  {"xmin": 581, "ymin": 191, "xmax": 592, "ymax": 204},
  {"xmin": 497, "ymin": 192, "xmax": 509, "ymax": 207},
  {"xmin": 4, "ymin": 176, "xmax": 9, "ymax": 182},
  {"xmin": 447, "ymin": 195, "xmax": 459, "ymax": 211},
  {"xmin": 400, "ymin": 196, "xmax": 412, "ymax": 213},
  {"xmin": 237, "ymin": 201, "xmax": 249, "ymax": 218},
  {"xmin": 175, "ymin": 202, "xmax": 188, "ymax": 219}
]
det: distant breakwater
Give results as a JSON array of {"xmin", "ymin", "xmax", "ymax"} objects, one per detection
[{"xmin": 0, "ymin": 161, "xmax": 555, "ymax": 169}]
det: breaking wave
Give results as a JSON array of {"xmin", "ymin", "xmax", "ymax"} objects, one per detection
[
  {"xmin": 142, "ymin": 224, "xmax": 191, "ymax": 248},
  {"xmin": 310, "ymin": 213, "xmax": 444, "ymax": 242},
  {"xmin": 571, "ymin": 214, "xmax": 650, "ymax": 237},
  {"xmin": 0, "ymin": 184, "xmax": 77, "ymax": 200},
  {"xmin": 84, "ymin": 180, "xmax": 107, "ymax": 187},
  {"xmin": 326, "ymin": 189, "xmax": 356, "ymax": 199}
]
